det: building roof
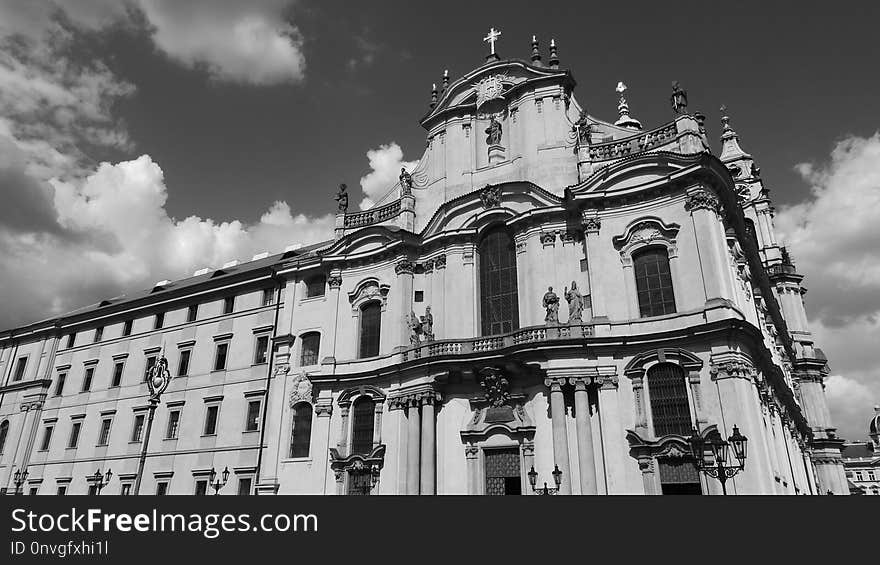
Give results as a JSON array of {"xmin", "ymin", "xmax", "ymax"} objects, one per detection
[{"xmin": 842, "ymin": 442, "xmax": 876, "ymax": 460}]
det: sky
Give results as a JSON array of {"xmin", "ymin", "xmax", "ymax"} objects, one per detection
[{"xmin": 0, "ymin": 0, "xmax": 878, "ymax": 441}]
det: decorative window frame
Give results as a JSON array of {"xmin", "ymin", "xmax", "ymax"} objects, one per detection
[
  {"xmin": 347, "ymin": 277, "xmax": 390, "ymax": 313},
  {"xmin": 329, "ymin": 386, "xmax": 387, "ymax": 495},
  {"xmin": 297, "ymin": 330, "xmax": 322, "ymax": 368},
  {"xmin": 612, "ymin": 217, "xmax": 682, "ymax": 318},
  {"xmin": 287, "ymin": 374, "xmax": 315, "ymax": 461}
]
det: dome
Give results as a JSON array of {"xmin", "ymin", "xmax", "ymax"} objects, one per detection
[{"xmin": 870, "ymin": 406, "xmax": 880, "ymax": 435}]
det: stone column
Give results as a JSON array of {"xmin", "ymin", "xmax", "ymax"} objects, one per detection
[
  {"xmin": 545, "ymin": 377, "xmax": 571, "ymax": 494},
  {"xmin": 433, "ymin": 255, "xmax": 447, "ymax": 338},
  {"xmin": 395, "ymin": 260, "xmax": 415, "ymax": 351},
  {"xmin": 465, "ymin": 444, "xmax": 480, "ymax": 495},
  {"xmin": 687, "ymin": 370, "xmax": 706, "ymax": 424},
  {"xmin": 570, "ymin": 377, "xmax": 598, "ymax": 494},
  {"xmin": 337, "ymin": 403, "xmax": 350, "ymax": 455},
  {"xmin": 406, "ymin": 397, "xmax": 421, "ymax": 495},
  {"xmin": 521, "ymin": 441, "xmax": 536, "ymax": 495},
  {"xmin": 581, "ymin": 213, "xmax": 606, "ymax": 319},
  {"xmin": 596, "ymin": 371, "xmax": 622, "ymax": 494},
  {"xmin": 324, "ymin": 271, "xmax": 343, "ymax": 363},
  {"xmin": 638, "ymin": 457, "xmax": 657, "ymax": 495},
  {"xmin": 685, "ymin": 188, "xmax": 732, "ymax": 303},
  {"xmin": 627, "ymin": 369, "xmax": 648, "ymax": 433},
  {"xmin": 420, "ymin": 393, "xmax": 437, "ymax": 495}
]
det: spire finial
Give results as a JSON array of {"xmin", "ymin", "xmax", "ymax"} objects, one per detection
[
  {"xmin": 549, "ymin": 38, "xmax": 559, "ymax": 69},
  {"xmin": 614, "ymin": 81, "xmax": 642, "ymax": 130},
  {"xmin": 430, "ymin": 83, "xmax": 438, "ymax": 108},
  {"xmin": 720, "ymin": 104, "xmax": 733, "ymax": 133},
  {"xmin": 483, "ymin": 27, "xmax": 502, "ymax": 62},
  {"xmin": 531, "ymin": 34, "xmax": 541, "ymax": 65},
  {"xmin": 442, "ymin": 69, "xmax": 449, "ymax": 91}
]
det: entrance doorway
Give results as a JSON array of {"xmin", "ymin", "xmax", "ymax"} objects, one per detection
[
  {"xmin": 658, "ymin": 458, "xmax": 702, "ymax": 495},
  {"xmin": 484, "ymin": 447, "xmax": 522, "ymax": 495},
  {"xmin": 347, "ymin": 470, "xmax": 372, "ymax": 495}
]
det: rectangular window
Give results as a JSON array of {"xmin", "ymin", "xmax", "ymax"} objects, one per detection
[
  {"xmin": 166, "ymin": 410, "xmax": 181, "ymax": 439},
  {"xmin": 66, "ymin": 333, "xmax": 76, "ymax": 348},
  {"xmin": 57, "ymin": 486, "xmax": 67, "ymax": 495},
  {"xmin": 67, "ymin": 421, "xmax": 82, "ymax": 449},
  {"xmin": 187, "ymin": 304, "xmax": 198, "ymax": 323},
  {"xmin": 244, "ymin": 400, "xmax": 261, "ymax": 432},
  {"xmin": 94, "ymin": 326, "xmax": 103, "ymax": 343},
  {"xmin": 131, "ymin": 414, "xmax": 146, "ymax": 442},
  {"xmin": 154, "ymin": 312, "xmax": 164, "ymax": 329},
  {"xmin": 223, "ymin": 296, "xmax": 235, "ymax": 314},
  {"xmin": 87, "ymin": 484, "xmax": 99, "ymax": 496},
  {"xmin": 120, "ymin": 483, "xmax": 132, "ymax": 495},
  {"xmin": 111, "ymin": 362, "xmax": 124, "ymax": 388},
  {"xmin": 414, "ymin": 290, "xmax": 424, "ymax": 303},
  {"xmin": 253, "ymin": 335, "xmax": 269, "ymax": 364},
  {"xmin": 300, "ymin": 333, "xmax": 320, "ymax": 366},
  {"xmin": 869, "ymin": 471, "xmax": 876, "ymax": 481},
  {"xmin": 237, "ymin": 477, "xmax": 253, "ymax": 496},
  {"xmin": 155, "ymin": 482, "xmax": 168, "ymax": 495},
  {"xmin": 634, "ymin": 248, "xmax": 677, "ymax": 318},
  {"xmin": 204, "ymin": 405, "xmax": 219, "ymax": 435},
  {"xmin": 12, "ymin": 356, "xmax": 27, "ymax": 382},
  {"xmin": 122, "ymin": 319, "xmax": 133, "ymax": 337},
  {"xmin": 262, "ymin": 288, "xmax": 275, "ymax": 307},
  {"xmin": 40, "ymin": 425, "xmax": 53, "ymax": 451},
  {"xmin": 143, "ymin": 356, "xmax": 157, "ymax": 382},
  {"xmin": 81, "ymin": 366, "xmax": 95, "ymax": 392},
  {"xmin": 214, "ymin": 343, "xmax": 229, "ymax": 371},
  {"xmin": 856, "ymin": 471, "xmax": 864, "ymax": 481},
  {"xmin": 306, "ymin": 276, "xmax": 326, "ymax": 298},
  {"xmin": 194, "ymin": 480, "xmax": 208, "ymax": 495},
  {"xmin": 97, "ymin": 418, "xmax": 112, "ymax": 446},
  {"xmin": 177, "ymin": 349, "xmax": 191, "ymax": 376},
  {"xmin": 29, "ymin": 487, "xmax": 38, "ymax": 496},
  {"xmin": 54, "ymin": 373, "xmax": 66, "ymax": 396}
]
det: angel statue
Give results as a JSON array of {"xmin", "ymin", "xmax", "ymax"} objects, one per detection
[
  {"xmin": 565, "ymin": 281, "xmax": 584, "ymax": 324},
  {"xmin": 543, "ymin": 286, "xmax": 560, "ymax": 324}
]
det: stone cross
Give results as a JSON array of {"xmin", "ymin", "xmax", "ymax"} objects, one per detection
[{"xmin": 484, "ymin": 27, "xmax": 502, "ymax": 54}]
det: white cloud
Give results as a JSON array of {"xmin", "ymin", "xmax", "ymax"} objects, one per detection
[
  {"xmin": 358, "ymin": 142, "xmax": 417, "ymax": 210},
  {"xmin": 776, "ymin": 133, "xmax": 880, "ymax": 441}
]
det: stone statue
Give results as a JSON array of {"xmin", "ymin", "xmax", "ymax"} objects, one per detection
[
  {"xmin": 670, "ymin": 81, "xmax": 688, "ymax": 115},
  {"xmin": 408, "ymin": 307, "xmax": 435, "ymax": 344},
  {"xmin": 485, "ymin": 115, "xmax": 502, "ymax": 145},
  {"xmin": 408, "ymin": 311, "xmax": 422, "ymax": 345},
  {"xmin": 334, "ymin": 183, "xmax": 349, "ymax": 213},
  {"xmin": 542, "ymin": 286, "xmax": 560, "ymax": 324},
  {"xmin": 574, "ymin": 110, "xmax": 593, "ymax": 145},
  {"xmin": 565, "ymin": 281, "xmax": 584, "ymax": 323},
  {"xmin": 399, "ymin": 167, "xmax": 413, "ymax": 196},
  {"xmin": 423, "ymin": 306, "xmax": 434, "ymax": 340}
]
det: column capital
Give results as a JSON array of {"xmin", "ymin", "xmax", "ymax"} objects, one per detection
[
  {"xmin": 580, "ymin": 211, "xmax": 602, "ymax": 233},
  {"xmin": 327, "ymin": 273, "xmax": 343, "ymax": 290},
  {"xmin": 395, "ymin": 259, "xmax": 416, "ymax": 276},
  {"xmin": 544, "ymin": 377, "xmax": 566, "ymax": 391},
  {"xmin": 684, "ymin": 188, "xmax": 721, "ymax": 215},
  {"xmin": 599, "ymin": 374, "xmax": 620, "ymax": 390},
  {"xmin": 709, "ymin": 360, "xmax": 755, "ymax": 381},
  {"xmin": 434, "ymin": 254, "xmax": 447, "ymax": 269}
]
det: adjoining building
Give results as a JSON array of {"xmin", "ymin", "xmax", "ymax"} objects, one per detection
[
  {"xmin": 842, "ymin": 407, "xmax": 880, "ymax": 495},
  {"xmin": 0, "ymin": 32, "xmax": 848, "ymax": 495}
]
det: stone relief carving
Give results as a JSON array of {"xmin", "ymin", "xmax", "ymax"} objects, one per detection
[
  {"xmin": 480, "ymin": 184, "xmax": 502, "ymax": 208},
  {"xmin": 289, "ymin": 373, "xmax": 314, "ymax": 406}
]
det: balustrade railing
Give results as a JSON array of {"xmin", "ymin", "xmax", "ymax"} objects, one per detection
[
  {"xmin": 587, "ymin": 122, "xmax": 679, "ymax": 162},
  {"xmin": 343, "ymin": 200, "xmax": 402, "ymax": 228}
]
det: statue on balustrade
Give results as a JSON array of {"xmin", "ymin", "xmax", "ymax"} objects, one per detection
[
  {"xmin": 670, "ymin": 81, "xmax": 688, "ymax": 115},
  {"xmin": 565, "ymin": 281, "xmax": 584, "ymax": 323},
  {"xmin": 399, "ymin": 167, "xmax": 413, "ymax": 196},
  {"xmin": 543, "ymin": 286, "xmax": 560, "ymax": 324},
  {"xmin": 335, "ymin": 183, "xmax": 349, "ymax": 213},
  {"xmin": 408, "ymin": 307, "xmax": 435, "ymax": 345}
]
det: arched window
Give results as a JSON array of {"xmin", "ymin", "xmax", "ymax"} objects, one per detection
[
  {"xmin": 300, "ymin": 332, "xmax": 320, "ymax": 366},
  {"xmin": 359, "ymin": 302, "xmax": 381, "ymax": 358},
  {"xmin": 647, "ymin": 363, "xmax": 692, "ymax": 436},
  {"xmin": 351, "ymin": 396, "xmax": 376, "ymax": 455},
  {"xmin": 479, "ymin": 227, "xmax": 519, "ymax": 336},
  {"xmin": 633, "ymin": 247, "xmax": 676, "ymax": 317},
  {"xmin": 289, "ymin": 403, "xmax": 313, "ymax": 458},
  {"xmin": 0, "ymin": 420, "xmax": 8, "ymax": 455},
  {"xmin": 305, "ymin": 275, "xmax": 326, "ymax": 298}
]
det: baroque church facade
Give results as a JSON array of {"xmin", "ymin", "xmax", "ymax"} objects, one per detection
[{"xmin": 0, "ymin": 34, "xmax": 849, "ymax": 495}]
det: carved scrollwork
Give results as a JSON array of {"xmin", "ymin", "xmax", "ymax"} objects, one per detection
[
  {"xmin": 394, "ymin": 260, "xmax": 415, "ymax": 276},
  {"xmin": 684, "ymin": 189, "xmax": 721, "ymax": 214},
  {"xmin": 289, "ymin": 373, "xmax": 314, "ymax": 406}
]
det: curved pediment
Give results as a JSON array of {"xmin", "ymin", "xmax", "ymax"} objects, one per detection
[
  {"xmin": 420, "ymin": 181, "xmax": 563, "ymax": 238},
  {"xmin": 319, "ymin": 225, "xmax": 412, "ymax": 260},
  {"xmin": 421, "ymin": 58, "xmax": 574, "ymax": 129}
]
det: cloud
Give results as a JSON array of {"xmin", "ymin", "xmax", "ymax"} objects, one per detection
[
  {"xmin": 358, "ymin": 142, "xmax": 417, "ymax": 210},
  {"xmin": 0, "ymin": 0, "xmax": 306, "ymax": 86},
  {"xmin": 775, "ymin": 133, "xmax": 880, "ymax": 441}
]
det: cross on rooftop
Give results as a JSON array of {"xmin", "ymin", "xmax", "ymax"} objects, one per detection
[{"xmin": 484, "ymin": 27, "xmax": 502, "ymax": 54}]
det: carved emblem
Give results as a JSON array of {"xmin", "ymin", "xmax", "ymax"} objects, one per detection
[
  {"xmin": 480, "ymin": 184, "xmax": 502, "ymax": 208},
  {"xmin": 289, "ymin": 373, "xmax": 314, "ymax": 406},
  {"xmin": 478, "ymin": 367, "xmax": 511, "ymax": 408},
  {"xmin": 475, "ymin": 74, "xmax": 507, "ymax": 109}
]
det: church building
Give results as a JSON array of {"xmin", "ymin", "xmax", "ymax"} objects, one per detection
[{"xmin": 0, "ymin": 31, "xmax": 849, "ymax": 495}]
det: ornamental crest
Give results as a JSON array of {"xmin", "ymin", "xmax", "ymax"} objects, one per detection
[
  {"xmin": 147, "ymin": 356, "xmax": 172, "ymax": 401},
  {"xmin": 478, "ymin": 367, "xmax": 511, "ymax": 408},
  {"xmin": 480, "ymin": 184, "xmax": 502, "ymax": 208},
  {"xmin": 289, "ymin": 373, "xmax": 314, "ymax": 406},
  {"xmin": 475, "ymin": 74, "xmax": 507, "ymax": 109}
]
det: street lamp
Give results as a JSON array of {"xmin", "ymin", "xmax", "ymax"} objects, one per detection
[
  {"xmin": 134, "ymin": 353, "xmax": 173, "ymax": 495},
  {"xmin": 209, "ymin": 466, "xmax": 230, "ymax": 495},
  {"xmin": 91, "ymin": 469, "xmax": 113, "ymax": 495},
  {"xmin": 527, "ymin": 464, "xmax": 563, "ymax": 495},
  {"xmin": 13, "ymin": 468, "xmax": 29, "ymax": 495},
  {"xmin": 688, "ymin": 425, "xmax": 748, "ymax": 495}
]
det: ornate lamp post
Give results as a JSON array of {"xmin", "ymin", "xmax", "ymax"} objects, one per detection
[
  {"xmin": 13, "ymin": 468, "xmax": 29, "ymax": 495},
  {"xmin": 688, "ymin": 425, "xmax": 748, "ymax": 495},
  {"xmin": 209, "ymin": 466, "xmax": 230, "ymax": 495},
  {"xmin": 133, "ymin": 354, "xmax": 173, "ymax": 495},
  {"xmin": 527, "ymin": 464, "xmax": 563, "ymax": 495},
  {"xmin": 91, "ymin": 469, "xmax": 113, "ymax": 495}
]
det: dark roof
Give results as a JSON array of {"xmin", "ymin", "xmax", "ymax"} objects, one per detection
[{"xmin": 842, "ymin": 442, "xmax": 875, "ymax": 459}]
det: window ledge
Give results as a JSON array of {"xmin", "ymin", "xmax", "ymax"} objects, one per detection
[
  {"xmin": 163, "ymin": 437, "xmax": 179, "ymax": 442},
  {"xmin": 283, "ymin": 457, "xmax": 312, "ymax": 463},
  {"xmin": 201, "ymin": 434, "xmax": 217, "ymax": 438},
  {"xmin": 242, "ymin": 429, "xmax": 260, "ymax": 434},
  {"xmin": 300, "ymin": 295, "xmax": 326, "ymax": 304}
]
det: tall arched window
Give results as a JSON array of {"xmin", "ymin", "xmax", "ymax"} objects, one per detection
[
  {"xmin": 0, "ymin": 420, "xmax": 8, "ymax": 455},
  {"xmin": 647, "ymin": 363, "xmax": 692, "ymax": 436},
  {"xmin": 351, "ymin": 396, "xmax": 375, "ymax": 455},
  {"xmin": 300, "ymin": 332, "xmax": 320, "ymax": 366},
  {"xmin": 633, "ymin": 247, "xmax": 676, "ymax": 317},
  {"xmin": 359, "ymin": 302, "xmax": 381, "ymax": 358},
  {"xmin": 479, "ymin": 227, "xmax": 519, "ymax": 336},
  {"xmin": 289, "ymin": 403, "xmax": 313, "ymax": 458}
]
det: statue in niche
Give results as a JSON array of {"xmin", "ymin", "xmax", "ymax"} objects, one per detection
[
  {"xmin": 399, "ymin": 167, "xmax": 413, "ymax": 196},
  {"xmin": 670, "ymin": 81, "xmax": 688, "ymax": 115},
  {"xmin": 334, "ymin": 183, "xmax": 349, "ymax": 213},
  {"xmin": 485, "ymin": 115, "xmax": 502, "ymax": 146},
  {"xmin": 543, "ymin": 286, "xmax": 560, "ymax": 324},
  {"xmin": 565, "ymin": 281, "xmax": 584, "ymax": 323}
]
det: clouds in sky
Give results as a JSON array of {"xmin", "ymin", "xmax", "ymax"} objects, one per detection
[
  {"xmin": 358, "ymin": 142, "xmax": 418, "ymax": 210},
  {"xmin": 775, "ymin": 133, "xmax": 880, "ymax": 439}
]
